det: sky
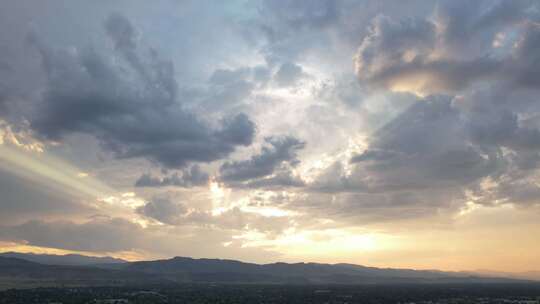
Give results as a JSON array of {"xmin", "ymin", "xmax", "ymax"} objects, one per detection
[{"xmin": 0, "ymin": 0, "xmax": 540, "ymax": 273}]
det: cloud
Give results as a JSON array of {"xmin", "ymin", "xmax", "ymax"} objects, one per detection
[
  {"xmin": 216, "ymin": 113, "xmax": 256, "ymax": 147},
  {"xmin": 306, "ymin": 96, "xmax": 506, "ymax": 222},
  {"xmin": 25, "ymin": 13, "xmax": 255, "ymax": 169},
  {"xmin": 104, "ymin": 12, "xmax": 146, "ymax": 79},
  {"xmin": 273, "ymin": 62, "xmax": 304, "ymax": 87},
  {"xmin": 354, "ymin": 15, "xmax": 498, "ymax": 95},
  {"xmin": 321, "ymin": 1, "xmax": 540, "ymax": 220},
  {"xmin": 219, "ymin": 136, "xmax": 305, "ymax": 187},
  {"xmin": 0, "ymin": 217, "xmax": 142, "ymax": 252},
  {"xmin": 3, "ymin": 0, "xmax": 540, "ymax": 262},
  {"xmin": 136, "ymin": 198, "xmax": 188, "ymax": 226},
  {"xmin": 135, "ymin": 165, "xmax": 209, "ymax": 188},
  {"xmin": 136, "ymin": 198, "xmax": 292, "ymax": 235},
  {"xmin": 354, "ymin": 1, "xmax": 540, "ymax": 96},
  {"xmin": 0, "ymin": 215, "xmax": 285, "ymax": 259},
  {"xmin": 435, "ymin": 1, "xmax": 530, "ymax": 51},
  {"xmin": 0, "ymin": 65, "xmax": 13, "ymax": 116},
  {"xmin": 287, "ymin": 190, "xmax": 460, "ymax": 226},
  {"xmin": 308, "ymin": 84, "xmax": 540, "ymax": 220},
  {"xmin": 185, "ymin": 207, "xmax": 290, "ymax": 233},
  {"xmin": 347, "ymin": 97, "xmax": 500, "ymax": 191},
  {"xmin": 261, "ymin": 0, "xmax": 339, "ymax": 30},
  {"xmin": 190, "ymin": 67, "xmax": 262, "ymax": 112},
  {"xmin": 240, "ymin": 171, "xmax": 305, "ymax": 189},
  {"xmin": 466, "ymin": 107, "xmax": 540, "ymax": 151},
  {"xmin": 314, "ymin": 74, "xmax": 367, "ymax": 108},
  {"xmin": 510, "ymin": 22, "xmax": 540, "ymax": 89}
]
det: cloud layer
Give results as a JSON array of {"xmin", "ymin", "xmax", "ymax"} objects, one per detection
[
  {"xmin": 0, "ymin": 0, "xmax": 540, "ymax": 270},
  {"xmin": 26, "ymin": 13, "xmax": 255, "ymax": 169}
]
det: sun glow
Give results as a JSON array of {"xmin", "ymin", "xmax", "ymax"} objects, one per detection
[
  {"xmin": 0, "ymin": 241, "xmax": 146, "ymax": 262},
  {"xmin": 210, "ymin": 179, "xmax": 232, "ymax": 215},
  {"xmin": 235, "ymin": 228, "xmax": 384, "ymax": 259},
  {"xmin": 99, "ymin": 193, "xmax": 146, "ymax": 209}
]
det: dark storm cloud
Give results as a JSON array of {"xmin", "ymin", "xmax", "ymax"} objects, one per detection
[
  {"xmin": 354, "ymin": 14, "xmax": 499, "ymax": 94},
  {"xmin": 510, "ymin": 22, "xmax": 540, "ymax": 89},
  {"xmin": 315, "ymin": 0, "xmax": 540, "ymax": 218},
  {"xmin": 0, "ymin": 87, "xmax": 11, "ymax": 116},
  {"xmin": 219, "ymin": 136, "xmax": 305, "ymax": 187},
  {"xmin": 466, "ymin": 108, "xmax": 540, "ymax": 151},
  {"xmin": 354, "ymin": 1, "xmax": 540, "ymax": 95},
  {"xmin": 135, "ymin": 165, "xmax": 209, "ymax": 188},
  {"xmin": 0, "ymin": 60, "xmax": 14, "ymax": 115},
  {"xmin": 215, "ymin": 113, "xmax": 256, "ymax": 147},
  {"xmin": 489, "ymin": 180, "xmax": 540, "ymax": 206},
  {"xmin": 104, "ymin": 12, "xmax": 147, "ymax": 79},
  {"xmin": 349, "ymin": 97, "xmax": 501, "ymax": 191},
  {"xmin": 308, "ymin": 96, "xmax": 505, "ymax": 220},
  {"xmin": 309, "ymin": 92, "xmax": 540, "ymax": 216},
  {"xmin": 25, "ymin": 13, "xmax": 255, "ymax": 169}
]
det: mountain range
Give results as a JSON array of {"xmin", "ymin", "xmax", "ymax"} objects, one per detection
[
  {"xmin": 470, "ymin": 269, "xmax": 540, "ymax": 282},
  {"xmin": 0, "ymin": 252, "xmax": 126, "ymax": 266},
  {"xmin": 0, "ymin": 252, "xmax": 536, "ymax": 290}
]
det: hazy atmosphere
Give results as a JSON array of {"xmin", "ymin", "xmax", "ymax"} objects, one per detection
[{"xmin": 1, "ymin": 0, "xmax": 540, "ymax": 274}]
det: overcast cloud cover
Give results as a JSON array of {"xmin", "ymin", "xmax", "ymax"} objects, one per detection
[{"xmin": 1, "ymin": 0, "xmax": 540, "ymax": 272}]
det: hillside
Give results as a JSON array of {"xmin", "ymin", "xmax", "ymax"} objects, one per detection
[
  {"xmin": 0, "ymin": 252, "xmax": 126, "ymax": 266},
  {"xmin": 0, "ymin": 254, "xmax": 530, "ymax": 289},
  {"xmin": 123, "ymin": 256, "xmax": 523, "ymax": 284},
  {"xmin": 0, "ymin": 257, "xmax": 167, "ymax": 290}
]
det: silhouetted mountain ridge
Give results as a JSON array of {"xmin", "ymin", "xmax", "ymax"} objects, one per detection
[
  {"xmin": 123, "ymin": 256, "xmax": 522, "ymax": 283},
  {"xmin": 0, "ymin": 252, "xmax": 126, "ymax": 266},
  {"xmin": 0, "ymin": 254, "xmax": 532, "ymax": 289},
  {"xmin": 470, "ymin": 269, "xmax": 540, "ymax": 281},
  {"xmin": 0, "ymin": 256, "xmax": 169, "ymax": 289}
]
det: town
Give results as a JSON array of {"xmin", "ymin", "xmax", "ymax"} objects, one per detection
[{"xmin": 1, "ymin": 284, "xmax": 540, "ymax": 304}]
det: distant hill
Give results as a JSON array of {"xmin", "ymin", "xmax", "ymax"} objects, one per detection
[
  {"xmin": 0, "ymin": 256, "xmax": 168, "ymax": 290},
  {"xmin": 0, "ymin": 254, "xmax": 531, "ymax": 289},
  {"xmin": 470, "ymin": 269, "xmax": 540, "ymax": 282},
  {"xmin": 122, "ymin": 256, "xmax": 527, "ymax": 284},
  {"xmin": 0, "ymin": 252, "xmax": 126, "ymax": 266}
]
